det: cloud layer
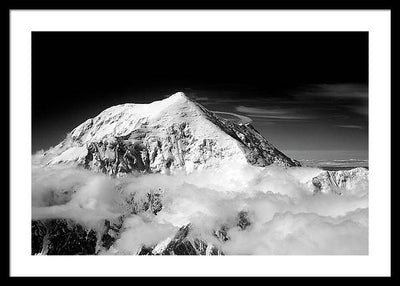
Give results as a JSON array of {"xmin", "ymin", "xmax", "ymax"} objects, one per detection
[{"xmin": 32, "ymin": 162, "xmax": 368, "ymax": 255}]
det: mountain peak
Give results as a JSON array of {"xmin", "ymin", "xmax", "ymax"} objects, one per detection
[
  {"xmin": 159, "ymin": 91, "xmax": 198, "ymax": 110},
  {"xmin": 41, "ymin": 92, "xmax": 300, "ymax": 174},
  {"xmin": 160, "ymin": 92, "xmax": 200, "ymax": 111},
  {"xmin": 166, "ymin": 91, "xmax": 189, "ymax": 101}
]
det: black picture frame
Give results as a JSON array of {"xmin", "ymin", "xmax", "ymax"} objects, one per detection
[{"xmin": 5, "ymin": 0, "xmax": 396, "ymax": 281}]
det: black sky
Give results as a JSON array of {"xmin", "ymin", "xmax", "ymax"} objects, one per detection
[{"xmin": 32, "ymin": 32, "xmax": 368, "ymax": 159}]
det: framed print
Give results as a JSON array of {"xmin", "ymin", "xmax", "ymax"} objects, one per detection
[{"xmin": 8, "ymin": 7, "xmax": 392, "ymax": 277}]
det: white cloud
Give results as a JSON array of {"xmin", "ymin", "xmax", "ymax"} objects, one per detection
[
  {"xmin": 212, "ymin": 111, "xmax": 253, "ymax": 124},
  {"xmin": 236, "ymin": 106, "xmax": 288, "ymax": 115},
  {"xmin": 31, "ymin": 163, "xmax": 368, "ymax": 255},
  {"xmin": 223, "ymin": 209, "xmax": 368, "ymax": 255},
  {"xmin": 235, "ymin": 106, "xmax": 314, "ymax": 120}
]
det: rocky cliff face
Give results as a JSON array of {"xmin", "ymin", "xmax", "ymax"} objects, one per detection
[
  {"xmin": 32, "ymin": 209, "xmax": 253, "ymax": 256},
  {"xmin": 137, "ymin": 224, "xmax": 224, "ymax": 256},
  {"xmin": 38, "ymin": 92, "xmax": 300, "ymax": 176}
]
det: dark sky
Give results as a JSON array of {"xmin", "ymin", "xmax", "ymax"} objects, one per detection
[{"xmin": 32, "ymin": 32, "xmax": 368, "ymax": 160}]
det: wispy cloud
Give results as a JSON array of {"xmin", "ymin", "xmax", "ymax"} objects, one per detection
[
  {"xmin": 336, "ymin": 125, "xmax": 364, "ymax": 129},
  {"xmin": 249, "ymin": 115, "xmax": 314, "ymax": 120},
  {"xmin": 235, "ymin": 106, "xmax": 313, "ymax": 121},
  {"xmin": 213, "ymin": 111, "xmax": 253, "ymax": 124},
  {"xmin": 295, "ymin": 84, "xmax": 368, "ymax": 100},
  {"xmin": 289, "ymin": 83, "xmax": 368, "ymax": 121},
  {"xmin": 191, "ymin": 96, "xmax": 210, "ymax": 102},
  {"xmin": 236, "ymin": 106, "xmax": 289, "ymax": 115}
]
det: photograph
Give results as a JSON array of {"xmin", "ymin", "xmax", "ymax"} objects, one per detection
[{"xmin": 31, "ymin": 31, "xmax": 370, "ymax": 256}]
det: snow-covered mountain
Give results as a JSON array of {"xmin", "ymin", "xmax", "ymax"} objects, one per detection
[
  {"xmin": 310, "ymin": 167, "xmax": 368, "ymax": 196},
  {"xmin": 31, "ymin": 92, "xmax": 369, "ymax": 256},
  {"xmin": 39, "ymin": 92, "xmax": 300, "ymax": 175}
]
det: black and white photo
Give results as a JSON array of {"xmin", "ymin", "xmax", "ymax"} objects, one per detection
[
  {"xmin": 8, "ymin": 9, "xmax": 391, "ymax": 277},
  {"xmin": 31, "ymin": 32, "xmax": 369, "ymax": 255}
]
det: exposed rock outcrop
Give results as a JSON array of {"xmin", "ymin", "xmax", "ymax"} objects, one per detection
[{"xmin": 310, "ymin": 167, "xmax": 368, "ymax": 195}]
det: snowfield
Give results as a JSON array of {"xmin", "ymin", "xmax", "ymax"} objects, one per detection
[{"xmin": 32, "ymin": 92, "xmax": 368, "ymax": 255}]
